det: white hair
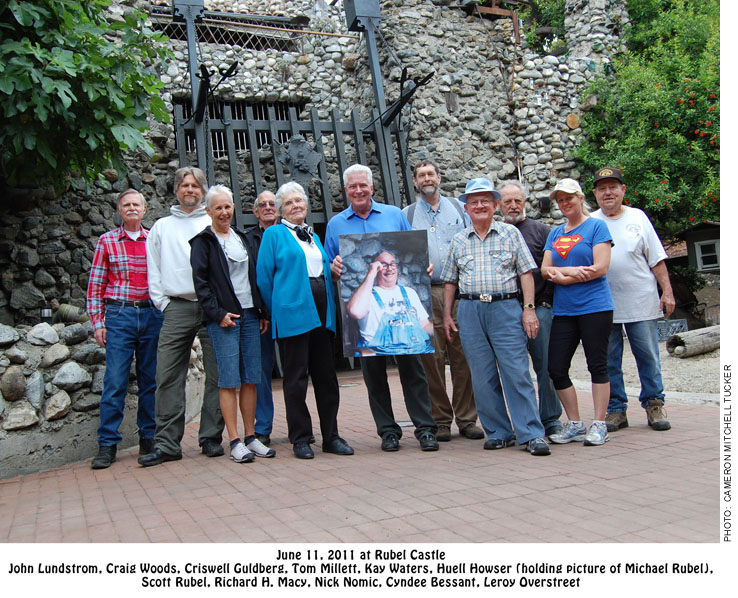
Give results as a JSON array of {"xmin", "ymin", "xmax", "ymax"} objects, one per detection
[
  {"xmin": 343, "ymin": 164, "xmax": 373, "ymax": 186},
  {"xmin": 204, "ymin": 184, "xmax": 234, "ymax": 209},
  {"xmin": 275, "ymin": 181, "xmax": 307, "ymax": 213}
]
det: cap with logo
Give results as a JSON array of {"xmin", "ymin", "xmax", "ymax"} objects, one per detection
[{"xmin": 593, "ymin": 167, "xmax": 624, "ymax": 185}]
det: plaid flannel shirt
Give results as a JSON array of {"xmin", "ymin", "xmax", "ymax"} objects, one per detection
[
  {"xmin": 440, "ymin": 221, "xmax": 536, "ymax": 295},
  {"xmin": 86, "ymin": 226, "xmax": 151, "ymax": 330}
]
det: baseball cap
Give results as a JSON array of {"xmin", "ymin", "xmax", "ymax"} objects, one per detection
[
  {"xmin": 593, "ymin": 167, "xmax": 624, "ymax": 185},
  {"xmin": 549, "ymin": 178, "xmax": 583, "ymax": 201}
]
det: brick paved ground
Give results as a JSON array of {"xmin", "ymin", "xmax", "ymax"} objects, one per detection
[{"xmin": 0, "ymin": 366, "xmax": 719, "ymax": 543}]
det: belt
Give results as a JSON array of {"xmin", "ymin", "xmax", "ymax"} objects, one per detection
[
  {"xmin": 539, "ymin": 301, "xmax": 552, "ymax": 309},
  {"xmin": 104, "ymin": 299, "xmax": 153, "ymax": 308},
  {"xmin": 459, "ymin": 292, "xmax": 518, "ymax": 303}
]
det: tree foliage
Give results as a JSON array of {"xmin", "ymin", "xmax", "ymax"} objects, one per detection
[
  {"xmin": 574, "ymin": 0, "xmax": 719, "ymax": 235},
  {"xmin": 0, "ymin": 0, "xmax": 172, "ymax": 188},
  {"xmin": 517, "ymin": 0, "xmax": 566, "ymax": 54}
]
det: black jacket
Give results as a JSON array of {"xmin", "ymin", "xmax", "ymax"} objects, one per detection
[
  {"xmin": 190, "ymin": 226, "xmax": 266, "ymax": 325},
  {"xmin": 242, "ymin": 224, "xmax": 264, "ymax": 260}
]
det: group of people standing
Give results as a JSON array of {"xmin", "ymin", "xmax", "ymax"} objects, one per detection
[{"xmin": 86, "ymin": 160, "xmax": 674, "ymax": 469}]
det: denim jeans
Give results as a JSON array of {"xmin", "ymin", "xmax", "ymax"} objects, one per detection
[
  {"xmin": 457, "ymin": 298, "xmax": 545, "ymax": 445},
  {"xmin": 607, "ymin": 319, "xmax": 665, "ymax": 412},
  {"xmin": 255, "ymin": 322, "xmax": 275, "ymax": 436},
  {"xmin": 527, "ymin": 305, "xmax": 562, "ymax": 431},
  {"xmin": 97, "ymin": 304, "xmax": 163, "ymax": 446}
]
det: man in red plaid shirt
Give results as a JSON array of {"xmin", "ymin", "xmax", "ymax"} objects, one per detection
[{"xmin": 86, "ymin": 189, "xmax": 163, "ymax": 469}]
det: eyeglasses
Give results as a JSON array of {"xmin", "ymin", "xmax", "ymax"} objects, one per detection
[
  {"xmin": 466, "ymin": 198, "xmax": 495, "ymax": 207},
  {"xmin": 378, "ymin": 261, "xmax": 398, "ymax": 271},
  {"xmin": 257, "ymin": 201, "xmax": 276, "ymax": 208}
]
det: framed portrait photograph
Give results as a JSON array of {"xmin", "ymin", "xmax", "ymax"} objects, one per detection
[{"xmin": 337, "ymin": 230, "xmax": 435, "ymax": 358}]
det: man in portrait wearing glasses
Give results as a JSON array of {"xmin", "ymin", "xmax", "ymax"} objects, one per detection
[
  {"xmin": 347, "ymin": 249, "xmax": 434, "ymax": 356},
  {"xmin": 243, "ymin": 190, "xmax": 279, "ymax": 446},
  {"xmin": 441, "ymin": 177, "xmax": 550, "ymax": 456}
]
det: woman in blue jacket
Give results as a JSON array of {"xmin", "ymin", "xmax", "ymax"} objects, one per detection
[
  {"xmin": 256, "ymin": 182, "xmax": 354, "ymax": 460},
  {"xmin": 190, "ymin": 185, "xmax": 275, "ymax": 463}
]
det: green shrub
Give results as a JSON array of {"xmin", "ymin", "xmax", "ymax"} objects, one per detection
[
  {"xmin": 0, "ymin": 0, "xmax": 172, "ymax": 188},
  {"xmin": 574, "ymin": 0, "xmax": 719, "ymax": 235}
]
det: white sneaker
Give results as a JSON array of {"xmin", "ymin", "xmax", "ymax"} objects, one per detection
[
  {"xmin": 230, "ymin": 441, "xmax": 255, "ymax": 463},
  {"xmin": 549, "ymin": 421, "xmax": 587, "ymax": 444},
  {"xmin": 584, "ymin": 422, "xmax": 610, "ymax": 446},
  {"xmin": 246, "ymin": 437, "xmax": 276, "ymax": 458}
]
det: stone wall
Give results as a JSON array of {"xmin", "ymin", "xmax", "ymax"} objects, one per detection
[
  {"xmin": 0, "ymin": 0, "xmax": 631, "ymax": 476},
  {"xmin": 0, "ymin": 322, "xmax": 206, "ymax": 479},
  {"xmin": 0, "ymin": 0, "xmax": 628, "ymax": 327}
]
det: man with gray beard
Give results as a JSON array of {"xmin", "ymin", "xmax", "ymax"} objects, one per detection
[{"xmin": 498, "ymin": 180, "xmax": 563, "ymax": 437}]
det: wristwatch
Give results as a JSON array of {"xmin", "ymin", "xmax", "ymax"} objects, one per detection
[{"xmin": 523, "ymin": 303, "xmax": 535, "ymax": 310}]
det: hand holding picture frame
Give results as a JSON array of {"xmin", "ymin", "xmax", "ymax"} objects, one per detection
[{"xmin": 337, "ymin": 230, "xmax": 435, "ymax": 358}]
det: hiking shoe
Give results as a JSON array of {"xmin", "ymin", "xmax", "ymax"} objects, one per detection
[
  {"xmin": 645, "ymin": 399, "xmax": 671, "ymax": 431},
  {"xmin": 436, "ymin": 425, "xmax": 452, "ymax": 442},
  {"xmin": 230, "ymin": 441, "xmax": 255, "ymax": 463},
  {"xmin": 583, "ymin": 422, "xmax": 610, "ymax": 446},
  {"xmin": 246, "ymin": 437, "xmax": 276, "ymax": 458},
  {"xmin": 459, "ymin": 423, "xmax": 485, "ymax": 439},
  {"xmin": 91, "ymin": 445, "xmax": 117, "ymax": 469},
  {"xmin": 549, "ymin": 421, "xmax": 587, "ymax": 444},
  {"xmin": 525, "ymin": 437, "xmax": 551, "ymax": 456},
  {"xmin": 605, "ymin": 411, "xmax": 629, "ymax": 432}
]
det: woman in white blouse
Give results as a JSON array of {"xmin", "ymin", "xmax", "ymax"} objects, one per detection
[{"xmin": 256, "ymin": 182, "xmax": 354, "ymax": 460}]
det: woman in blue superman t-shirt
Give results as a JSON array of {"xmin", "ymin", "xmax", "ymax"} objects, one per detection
[{"xmin": 541, "ymin": 178, "xmax": 614, "ymax": 447}]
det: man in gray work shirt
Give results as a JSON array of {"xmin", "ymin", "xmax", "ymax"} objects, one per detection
[{"xmin": 403, "ymin": 159, "xmax": 483, "ymax": 442}]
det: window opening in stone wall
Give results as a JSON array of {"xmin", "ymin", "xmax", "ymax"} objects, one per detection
[
  {"xmin": 149, "ymin": 3, "xmax": 304, "ymax": 52},
  {"xmin": 173, "ymin": 99, "xmax": 307, "ymax": 157}
]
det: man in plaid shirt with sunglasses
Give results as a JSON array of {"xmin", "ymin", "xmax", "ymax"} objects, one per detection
[{"xmin": 86, "ymin": 189, "xmax": 163, "ymax": 469}]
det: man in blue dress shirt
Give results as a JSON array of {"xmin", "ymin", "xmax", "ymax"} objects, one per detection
[{"xmin": 326, "ymin": 164, "xmax": 439, "ymax": 453}]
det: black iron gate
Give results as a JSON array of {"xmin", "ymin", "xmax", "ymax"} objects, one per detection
[
  {"xmin": 170, "ymin": 0, "xmax": 418, "ymax": 230},
  {"xmin": 174, "ymin": 103, "xmax": 411, "ymax": 230}
]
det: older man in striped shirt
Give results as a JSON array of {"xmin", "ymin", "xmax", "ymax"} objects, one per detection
[
  {"xmin": 441, "ymin": 178, "xmax": 550, "ymax": 456},
  {"xmin": 86, "ymin": 189, "xmax": 163, "ymax": 469}
]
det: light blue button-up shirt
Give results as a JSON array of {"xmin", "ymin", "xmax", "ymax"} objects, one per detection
[
  {"xmin": 324, "ymin": 199, "xmax": 410, "ymax": 261},
  {"xmin": 403, "ymin": 196, "xmax": 469, "ymax": 283}
]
